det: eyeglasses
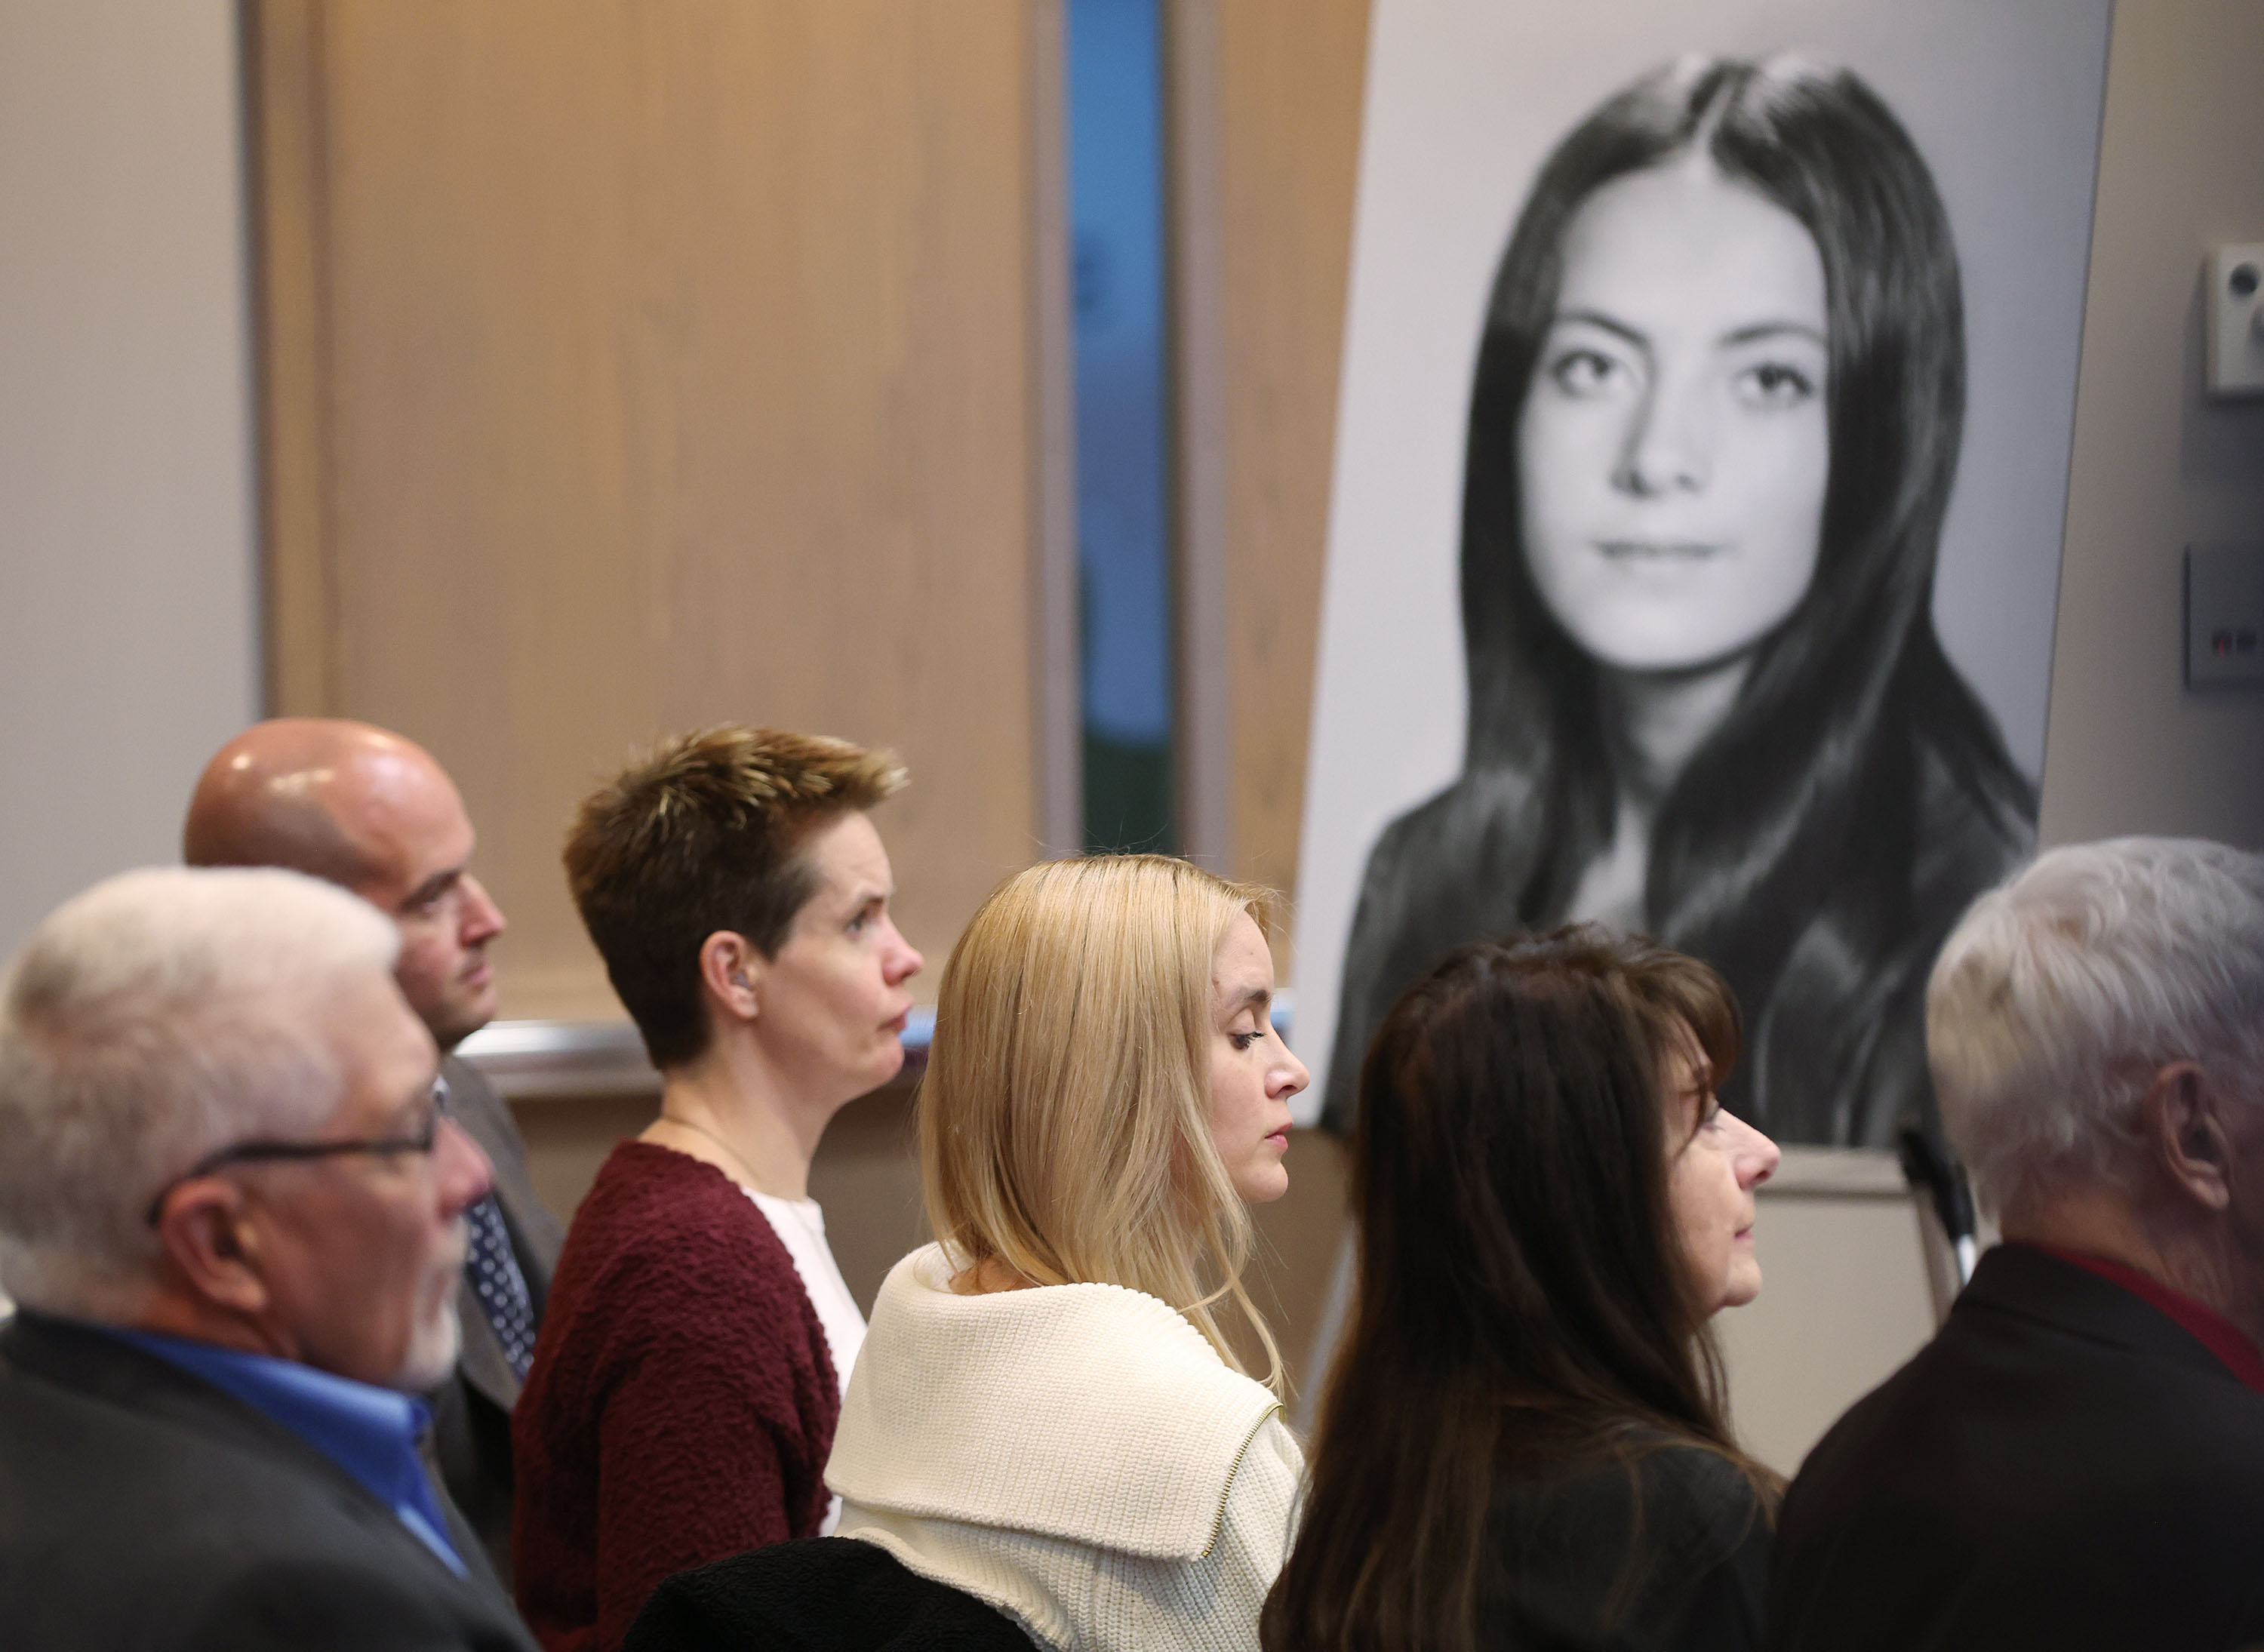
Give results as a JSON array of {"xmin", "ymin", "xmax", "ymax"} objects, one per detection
[{"xmin": 142, "ymin": 1074, "xmax": 452, "ymax": 1227}]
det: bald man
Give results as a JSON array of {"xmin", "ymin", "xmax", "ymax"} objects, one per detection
[{"xmin": 185, "ymin": 720, "xmax": 564, "ymax": 1585}]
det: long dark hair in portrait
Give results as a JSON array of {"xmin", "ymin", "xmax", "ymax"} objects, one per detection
[
  {"xmin": 1322, "ymin": 57, "xmax": 2035, "ymax": 1146},
  {"xmin": 1266, "ymin": 930, "xmax": 1777, "ymax": 1652}
]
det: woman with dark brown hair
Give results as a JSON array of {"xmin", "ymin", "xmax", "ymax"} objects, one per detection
[{"xmin": 1265, "ymin": 926, "xmax": 1781, "ymax": 1652}]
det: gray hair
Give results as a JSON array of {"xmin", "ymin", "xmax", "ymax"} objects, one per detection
[
  {"xmin": 0, "ymin": 866, "xmax": 400, "ymax": 1315},
  {"xmin": 1929, "ymin": 837, "xmax": 2264, "ymax": 1217}
]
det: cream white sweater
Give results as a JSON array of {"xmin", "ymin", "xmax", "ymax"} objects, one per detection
[{"xmin": 827, "ymin": 1244, "xmax": 1303, "ymax": 1651}]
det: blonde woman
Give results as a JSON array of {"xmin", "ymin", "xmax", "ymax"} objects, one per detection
[{"xmin": 824, "ymin": 855, "xmax": 1309, "ymax": 1651}]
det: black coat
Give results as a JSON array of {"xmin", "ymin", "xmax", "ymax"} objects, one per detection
[
  {"xmin": 0, "ymin": 1310, "xmax": 538, "ymax": 1652},
  {"xmin": 1770, "ymin": 1244, "xmax": 2264, "ymax": 1651},
  {"xmin": 1481, "ymin": 1438, "xmax": 1772, "ymax": 1651},
  {"xmin": 623, "ymin": 1537, "xmax": 1030, "ymax": 1652}
]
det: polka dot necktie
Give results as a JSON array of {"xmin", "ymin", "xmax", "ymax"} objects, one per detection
[{"xmin": 463, "ymin": 1192, "xmax": 536, "ymax": 1383}]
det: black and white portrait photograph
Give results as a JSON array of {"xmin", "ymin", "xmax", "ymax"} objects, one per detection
[{"xmin": 1294, "ymin": 0, "xmax": 2114, "ymax": 1148}]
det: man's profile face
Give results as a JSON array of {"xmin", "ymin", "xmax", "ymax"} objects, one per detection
[
  {"xmin": 340, "ymin": 752, "xmax": 508, "ymax": 1051},
  {"xmin": 236, "ymin": 968, "xmax": 493, "ymax": 1389}
]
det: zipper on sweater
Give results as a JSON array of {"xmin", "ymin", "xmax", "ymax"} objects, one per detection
[{"xmin": 1200, "ymin": 1404, "xmax": 1281, "ymax": 1559}]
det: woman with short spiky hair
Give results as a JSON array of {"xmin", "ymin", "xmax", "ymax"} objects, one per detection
[{"xmin": 512, "ymin": 727, "xmax": 924, "ymax": 1652}]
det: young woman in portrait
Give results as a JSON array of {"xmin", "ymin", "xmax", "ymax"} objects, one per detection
[
  {"xmin": 1324, "ymin": 57, "xmax": 2035, "ymax": 1147},
  {"xmin": 824, "ymin": 854, "xmax": 1309, "ymax": 1652},
  {"xmin": 1268, "ymin": 927, "xmax": 1782, "ymax": 1652}
]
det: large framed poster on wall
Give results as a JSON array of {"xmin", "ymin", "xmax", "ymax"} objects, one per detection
[{"xmin": 1294, "ymin": 0, "xmax": 2113, "ymax": 1151}]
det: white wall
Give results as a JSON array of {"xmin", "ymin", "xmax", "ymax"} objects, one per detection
[
  {"xmin": 1722, "ymin": 0, "xmax": 2264, "ymax": 1472},
  {"xmin": 1726, "ymin": 0, "xmax": 2264, "ymax": 1472},
  {"xmin": 0, "ymin": 0, "xmax": 259, "ymax": 959},
  {"xmin": 2039, "ymin": 0, "xmax": 2264, "ymax": 851}
]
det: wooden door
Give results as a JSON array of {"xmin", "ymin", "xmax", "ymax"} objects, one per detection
[{"xmin": 248, "ymin": 0, "xmax": 1071, "ymax": 1018}]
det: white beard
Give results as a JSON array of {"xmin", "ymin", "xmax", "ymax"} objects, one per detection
[
  {"xmin": 391, "ymin": 1226, "xmax": 467, "ymax": 1394},
  {"xmin": 392, "ymin": 1290, "xmax": 463, "ymax": 1393}
]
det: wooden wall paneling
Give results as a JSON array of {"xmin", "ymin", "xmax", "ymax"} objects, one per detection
[
  {"xmin": 1029, "ymin": 0, "xmax": 1084, "ymax": 863},
  {"xmin": 317, "ymin": 1, "xmax": 653, "ymax": 1020},
  {"xmin": 1214, "ymin": 0, "xmax": 1370, "ymax": 955},
  {"xmin": 1168, "ymin": 0, "xmax": 1234, "ymax": 875},
  {"xmin": 1145, "ymin": 0, "xmax": 1373, "ymax": 1394},
  {"xmin": 1204, "ymin": 0, "xmax": 1370, "ymax": 1395},
  {"xmin": 256, "ymin": 1, "xmax": 1056, "ymax": 1021},
  {"xmin": 245, "ymin": 0, "xmax": 340, "ymax": 716},
  {"xmin": 802, "ymin": 1086, "xmax": 932, "ymax": 1316}
]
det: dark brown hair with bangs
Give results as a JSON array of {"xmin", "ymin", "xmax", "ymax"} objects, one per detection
[
  {"xmin": 563, "ymin": 726, "xmax": 904, "ymax": 1067},
  {"xmin": 1265, "ymin": 924, "xmax": 1773, "ymax": 1652}
]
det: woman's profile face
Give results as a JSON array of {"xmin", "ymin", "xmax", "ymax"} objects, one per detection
[
  {"xmin": 1516, "ymin": 161, "xmax": 1831, "ymax": 674},
  {"xmin": 747, "ymin": 810, "xmax": 924, "ymax": 1106},
  {"xmin": 1206, "ymin": 910, "xmax": 1308, "ymax": 1204},
  {"xmin": 1664, "ymin": 1047, "xmax": 1781, "ymax": 1314}
]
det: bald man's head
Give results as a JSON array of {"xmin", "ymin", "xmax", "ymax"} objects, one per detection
[
  {"xmin": 183, "ymin": 721, "xmax": 506, "ymax": 1048},
  {"xmin": 183, "ymin": 720, "xmax": 393, "ymax": 885}
]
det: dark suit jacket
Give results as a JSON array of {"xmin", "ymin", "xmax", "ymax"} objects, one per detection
[
  {"xmin": 1770, "ymin": 1244, "xmax": 2264, "ymax": 1652},
  {"xmin": 0, "ymin": 1310, "xmax": 538, "ymax": 1651},
  {"xmin": 432, "ymin": 1051, "xmax": 565, "ymax": 1585}
]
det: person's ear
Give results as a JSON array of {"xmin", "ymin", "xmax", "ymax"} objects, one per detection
[
  {"xmin": 2147, "ymin": 1062, "xmax": 2232, "ymax": 1213},
  {"xmin": 698, "ymin": 931, "xmax": 762, "ymax": 1023},
  {"xmin": 152, "ymin": 1182, "xmax": 273, "ymax": 1317}
]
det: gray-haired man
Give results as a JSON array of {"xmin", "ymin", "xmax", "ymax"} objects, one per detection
[
  {"xmin": 1771, "ymin": 837, "xmax": 2264, "ymax": 1652},
  {"xmin": 0, "ymin": 867, "xmax": 537, "ymax": 1650}
]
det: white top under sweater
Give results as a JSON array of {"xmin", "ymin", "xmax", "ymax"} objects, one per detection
[
  {"xmin": 743, "ymin": 1189, "xmax": 866, "ymax": 1395},
  {"xmin": 827, "ymin": 1244, "xmax": 1303, "ymax": 1652},
  {"xmin": 745, "ymin": 1188, "xmax": 864, "ymax": 1537}
]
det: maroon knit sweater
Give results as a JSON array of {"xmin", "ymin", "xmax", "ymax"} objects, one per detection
[{"xmin": 511, "ymin": 1141, "xmax": 839, "ymax": 1652}]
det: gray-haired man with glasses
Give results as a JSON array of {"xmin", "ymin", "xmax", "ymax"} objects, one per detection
[{"xmin": 0, "ymin": 866, "xmax": 536, "ymax": 1650}]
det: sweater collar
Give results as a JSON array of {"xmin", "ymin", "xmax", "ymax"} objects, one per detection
[{"xmin": 826, "ymin": 1244, "xmax": 1281, "ymax": 1560}]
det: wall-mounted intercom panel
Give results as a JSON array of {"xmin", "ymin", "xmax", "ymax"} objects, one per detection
[{"xmin": 2186, "ymin": 543, "xmax": 2264, "ymax": 688}]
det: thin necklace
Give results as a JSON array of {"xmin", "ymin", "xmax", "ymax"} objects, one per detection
[{"xmin": 653, "ymin": 1113, "xmax": 767, "ymax": 1195}]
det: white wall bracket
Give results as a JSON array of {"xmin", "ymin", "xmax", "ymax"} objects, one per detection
[{"xmin": 2204, "ymin": 244, "xmax": 2264, "ymax": 398}]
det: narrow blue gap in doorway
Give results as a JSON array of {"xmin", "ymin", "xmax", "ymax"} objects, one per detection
[{"xmin": 1067, "ymin": 0, "xmax": 1175, "ymax": 854}]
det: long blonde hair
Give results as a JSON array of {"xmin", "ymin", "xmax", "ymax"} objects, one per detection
[{"xmin": 921, "ymin": 854, "xmax": 1282, "ymax": 1392}]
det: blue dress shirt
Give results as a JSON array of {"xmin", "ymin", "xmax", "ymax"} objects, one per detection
[{"xmin": 99, "ymin": 1326, "xmax": 467, "ymax": 1576}]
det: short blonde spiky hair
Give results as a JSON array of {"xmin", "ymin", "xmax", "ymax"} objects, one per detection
[
  {"xmin": 920, "ymin": 854, "xmax": 1284, "ymax": 1393},
  {"xmin": 564, "ymin": 726, "xmax": 906, "ymax": 1067}
]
